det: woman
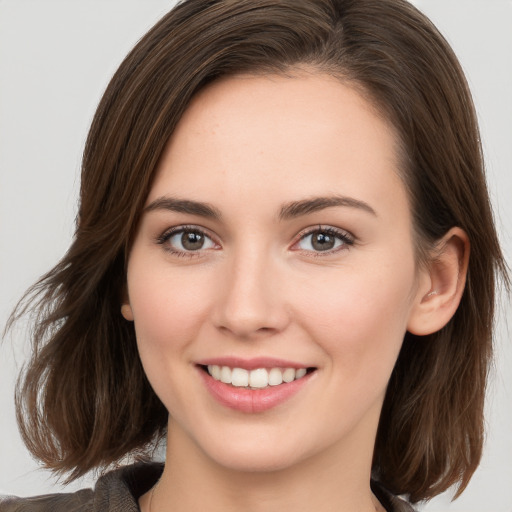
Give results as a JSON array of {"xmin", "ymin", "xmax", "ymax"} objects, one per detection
[{"xmin": 1, "ymin": 0, "xmax": 508, "ymax": 511}]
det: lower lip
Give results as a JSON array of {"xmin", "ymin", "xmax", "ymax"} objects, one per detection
[{"xmin": 198, "ymin": 369, "xmax": 313, "ymax": 413}]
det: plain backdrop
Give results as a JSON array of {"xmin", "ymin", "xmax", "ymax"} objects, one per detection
[{"xmin": 0, "ymin": 1, "xmax": 510, "ymax": 510}]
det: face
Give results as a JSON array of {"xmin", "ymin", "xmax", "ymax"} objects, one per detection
[{"xmin": 123, "ymin": 72, "xmax": 428, "ymax": 474}]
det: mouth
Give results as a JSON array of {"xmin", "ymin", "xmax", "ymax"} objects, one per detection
[
  {"xmin": 199, "ymin": 364, "xmax": 316, "ymax": 389},
  {"xmin": 196, "ymin": 357, "xmax": 317, "ymax": 412}
]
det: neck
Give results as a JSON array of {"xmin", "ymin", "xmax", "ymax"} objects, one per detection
[{"xmin": 144, "ymin": 419, "xmax": 383, "ymax": 512}]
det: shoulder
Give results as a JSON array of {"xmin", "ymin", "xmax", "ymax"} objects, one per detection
[
  {"xmin": 0, "ymin": 488, "xmax": 93, "ymax": 512},
  {"xmin": 371, "ymin": 480, "xmax": 417, "ymax": 512},
  {"xmin": 0, "ymin": 462, "xmax": 164, "ymax": 512}
]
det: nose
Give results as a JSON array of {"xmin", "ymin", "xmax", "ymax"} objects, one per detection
[{"xmin": 213, "ymin": 249, "xmax": 290, "ymax": 339}]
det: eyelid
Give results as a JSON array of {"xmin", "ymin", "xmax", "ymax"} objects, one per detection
[
  {"xmin": 290, "ymin": 225, "xmax": 355, "ymax": 254},
  {"xmin": 155, "ymin": 224, "xmax": 354, "ymax": 258},
  {"xmin": 156, "ymin": 224, "xmax": 221, "ymax": 256}
]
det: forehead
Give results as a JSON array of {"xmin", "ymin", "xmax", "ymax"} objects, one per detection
[{"xmin": 148, "ymin": 72, "xmax": 408, "ymax": 224}]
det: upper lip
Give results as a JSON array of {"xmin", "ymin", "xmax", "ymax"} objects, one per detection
[{"xmin": 196, "ymin": 356, "xmax": 313, "ymax": 370}]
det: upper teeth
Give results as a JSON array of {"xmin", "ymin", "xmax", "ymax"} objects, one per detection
[{"xmin": 207, "ymin": 365, "xmax": 308, "ymax": 388}]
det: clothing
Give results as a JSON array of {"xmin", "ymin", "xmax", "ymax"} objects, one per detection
[
  {"xmin": 0, "ymin": 463, "xmax": 161, "ymax": 512},
  {"xmin": 0, "ymin": 462, "xmax": 415, "ymax": 512}
]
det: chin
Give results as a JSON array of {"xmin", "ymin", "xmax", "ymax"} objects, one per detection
[
  {"xmin": 210, "ymin": 448, "xmax": 305, "ymax": 474},
  {"xmin": 196, "ymin": 428, "xmax": 316, "ymax": 474}
]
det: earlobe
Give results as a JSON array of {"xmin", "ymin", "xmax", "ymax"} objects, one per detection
[
  {"xmin": 407, "ymin": 227, "xmax": 469, "ymax": 336},
  {"xmin": 121, "ymin": 303, "xmax": 134, "ymax": 321}
]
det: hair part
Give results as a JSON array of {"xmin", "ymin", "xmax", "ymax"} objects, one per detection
[{"xmin": 9, "ymin": 0, "xmax": 509, "ymax": 502}]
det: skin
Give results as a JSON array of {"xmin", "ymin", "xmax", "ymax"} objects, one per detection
[{"xmin": 123, "ymin": 71, "xmax": 468, "ymax": 512}]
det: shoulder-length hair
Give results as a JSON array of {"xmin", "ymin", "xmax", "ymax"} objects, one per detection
[{"xmin": 10, "ymin": 0, "xmax": 508, "ymax": 503}]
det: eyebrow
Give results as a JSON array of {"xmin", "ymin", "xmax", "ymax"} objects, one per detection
[
  {"xmin": 144, "ymin": 197, "xmax": 222, "ymax": 220},
  {"xmin": 144, "ymin": 194, "xmax": 376, "ymax": 221},
  {"xmin": 279, "ymin": 195, "xmax": 377, "ymax": 220}
]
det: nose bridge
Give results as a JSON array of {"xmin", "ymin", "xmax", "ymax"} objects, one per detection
[{"xmin": 215, "ymin": 242, "xmax": 287, "ymax": 337}]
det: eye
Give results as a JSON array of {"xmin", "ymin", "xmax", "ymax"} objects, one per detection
[
  {"xmin": 158, "ymin": 226, "xmax": 218, "ymax": 255},
  {"xmin": 293, "ymin": 226, "xmax": 354, "ymax": 253}
]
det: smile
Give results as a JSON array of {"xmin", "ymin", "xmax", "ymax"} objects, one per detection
[
  {"xmin": 197, "ymin": 359, "xmax": 316, "ymax": 413},
  {"xmin": 206, "ymin": 365, "xmax": 308, "ymax": 389}
]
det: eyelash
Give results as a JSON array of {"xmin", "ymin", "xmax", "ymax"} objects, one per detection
[
  {"xmin": 291, "ymin": 226, "xmax": 355, "ymax": 257},
  {"xmin": 156, "ymin": 225, "xmax": 219, "ymax": 258},
  {"xmin": 156, "ymin": 225, "xmax": 355, "ymax": 258}
]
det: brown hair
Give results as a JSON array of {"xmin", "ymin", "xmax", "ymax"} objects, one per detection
[{"xmin": 9, "ymin": 0, "xmax": 508, "ymax": 503}]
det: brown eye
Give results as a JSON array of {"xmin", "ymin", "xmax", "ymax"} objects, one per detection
[
  {"xmin": 295, "ymin": 227, "xmax": 353, "ymax": 253},
  {"xmin": 181, "ymin": 231, "xmax": 205, "ymax": 250},
  {"xmin": 163, "ymin": 227, "xmax": 217, "ymax": 253},
  {"xmin": 310, "ymin": 231, "xmax": 336, "ymax": 251}
]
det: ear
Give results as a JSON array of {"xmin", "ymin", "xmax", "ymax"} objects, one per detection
[
  {"xmin": 120, "ymin": 286, "xmax": 134, "ymax": 321},
  {"xmin": 407, "ymin": 227, "xmax": 469, "ymax": 336},
  {"xmin": 121, "ymin": 303, "xmax": 134, "ymax": 321}
]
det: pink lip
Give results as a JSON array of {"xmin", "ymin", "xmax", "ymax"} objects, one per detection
[
  {"xmin": 196, "ymin": 356, "xmax": 309, "ymax": 370},
  {"xmin": 197, "ymin": 366, "xmax": 314, "ymax": 414}
]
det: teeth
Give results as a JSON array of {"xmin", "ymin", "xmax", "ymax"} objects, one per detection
[
  {"xmin": 220, "ymin": 366, "xmax": 232, "ymax": 384},
  {"xmin": 282, "ymin": 368, "xmax": 295, "ymax": 383},
  {"xmin": 231, "ymin": 367, "xmax": 249, "ymax": 387},
  {"xmin": 249, "ymin": 368, "xmax": 268, "ymax": 388},
  {"xmin": 208, "ymin": 365, "xmax": 221, "ymax": 380},
  {"xmin": 268, "ymin": 368, "xmax": 283, "ymax": 386},
  {"xmin": 296, "ymin": 368, "xmax": 307, "ymax": 379},
  {"xmin": 206, "ymin": 365, "xmax": 309, "ymax": 388}
]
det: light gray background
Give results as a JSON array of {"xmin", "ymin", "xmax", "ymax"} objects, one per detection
[{"xmin": 1, "ymin": 1, "xmax": 510, "ymax": 510}]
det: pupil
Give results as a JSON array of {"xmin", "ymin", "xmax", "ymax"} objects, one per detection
[
  {"xmin": 312, "ymin": 232, "xmax": 335, "ymax": 251},
  {"xmin": 182, "ymin": 231, "xmax": 204, "ymax": 250}
]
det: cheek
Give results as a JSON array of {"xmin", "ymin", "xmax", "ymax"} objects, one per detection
[
  {"xmin": 126, "ymin": 263, "xmax": 218, "ymax": 414},
  {"xmin": 127, "ymin": 263, "xmax": 214, "ymax": 362},
  {"xmin": 295, "ymin": 258, "xmax": 416, "ymax": 374}
]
